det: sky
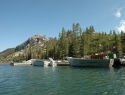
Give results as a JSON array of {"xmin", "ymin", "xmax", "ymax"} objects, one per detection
[{"xmin": 0, "ymin": 0, "xmax": 125, "ymax": 52}]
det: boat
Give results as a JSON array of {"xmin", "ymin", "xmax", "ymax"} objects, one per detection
[
  {"xmin": 32, "ymin": 59, "xmax": 49, "ymax": 66},
  {"xmin": 69, "ymin": 54, "xmax": 115, "ymax": 67},
  {"xmin": 10, "ymin": 60, "xmax": 32, "ymax": 66},
  {"xmin": 69, "ymin": 58, "xmax": 111, "ymax": 67},
  {"xmin": 69, "ymin": 53, "xmax": 125, "ymax": 67}
]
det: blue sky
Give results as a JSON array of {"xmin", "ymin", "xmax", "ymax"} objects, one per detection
[{"xmin": 0, "ymin": 0, "xmax": 125, "ymax": 52}]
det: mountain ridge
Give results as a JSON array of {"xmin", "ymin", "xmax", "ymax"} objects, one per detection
[{"xmin": 0, "ymin": 34, "xmax": 47, "ymax": 56}]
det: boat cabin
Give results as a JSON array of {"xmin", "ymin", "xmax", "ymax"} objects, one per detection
[{"xmin": 91, "ymin": 54, "xmax": 108, "ymax": 59}]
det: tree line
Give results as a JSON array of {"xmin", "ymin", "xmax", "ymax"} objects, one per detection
[
  {"xmin": 1, "ymin": 23, "xmax": 125, "ymax": 62},
  {"xmin": 44, "ymin": 23, "xmax": 125, "ymax": 59}
]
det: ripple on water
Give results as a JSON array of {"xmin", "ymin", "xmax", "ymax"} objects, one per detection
[{"xmin": 1, "ymin": 65, "xmax": 125, "ymax": 94}]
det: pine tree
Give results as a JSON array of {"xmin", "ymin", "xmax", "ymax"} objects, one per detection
[{"xmin": 58, "ymin": 27, "xmax": 69, "ymax": 59}]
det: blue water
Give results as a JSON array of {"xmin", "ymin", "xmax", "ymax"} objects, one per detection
[{"xmin": 0, "ymin": 64, "xmax": 125, "ymax": 95}]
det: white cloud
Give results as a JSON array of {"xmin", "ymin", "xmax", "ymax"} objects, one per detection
[
  {"xmin": 117, "ymin": 20, "xmax": 125, "ymax": 32},
  {"xmin": 114, "ymin": 8, "xmax": 122, "ymax": 18},
  {"xmin": 115, "ymin": 11, "xmax": 121, "ymax": 18}
]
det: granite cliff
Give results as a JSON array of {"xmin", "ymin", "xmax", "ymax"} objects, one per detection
[{"xmin": 15, "ymin": 34, "xmax": 47, "ymax": 52}]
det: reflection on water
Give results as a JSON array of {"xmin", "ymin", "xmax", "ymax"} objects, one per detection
[
  {"xmin": 0, "ymin": 64, "xmax": 125, "ymax": 95},
  {"xmin": 109, "ymin": 67, "xmax": 125, "ymax": 94}
]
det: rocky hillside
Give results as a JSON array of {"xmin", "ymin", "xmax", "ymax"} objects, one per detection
[
  {"xmin": 0, "ymin": 34, "xmax": 47, "ymax": 58},
  {"xmin": 15, "ymin": 34, "xmax": 47, "ymax": 52}
]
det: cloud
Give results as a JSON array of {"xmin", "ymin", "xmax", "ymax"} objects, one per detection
[
  {"xmin": 114, "ymin": 8, "xmax": 122, "ymax": 18},
  {"xmin": 117, "ymin": 20, "xmax": 125, "ymax": 32},
  {"xmin": 112, "ymin": 4, "xmax": 125, "ymax": 18}
]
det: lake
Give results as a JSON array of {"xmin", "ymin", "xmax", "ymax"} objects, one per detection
[{"xmin": 0, "ymin": 64, "xmax": 125, "ymax": 95}]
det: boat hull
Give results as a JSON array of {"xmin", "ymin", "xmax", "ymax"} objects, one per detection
[
  {"xmin": 32, "ymin": 59, "xmax": 50, "ymax": 66},
  {"xmin": 69, "ymin": 58, "xmax": 111, "ymax": 67},
  {"xmin": 32, "ymin": 59, "xmax": 44, "ymax": 66}
]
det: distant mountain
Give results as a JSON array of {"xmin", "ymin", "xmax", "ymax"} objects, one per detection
[
  {"xmin": 0, "ymin": 48, "xmax": 15, "ymax": 56},
  {"xmin": 0, "ymin": 34, "xmax": 47, "ymax": 57}
]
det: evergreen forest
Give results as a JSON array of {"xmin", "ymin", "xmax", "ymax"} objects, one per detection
[{"xmin": 1, "ymin": 23, "xmax": 125, "ymax": 62}]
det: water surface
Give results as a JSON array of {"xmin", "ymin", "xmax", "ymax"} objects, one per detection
[{"xmin": 0, "ymin": 64, "xmax": 125, "ymax": 95}]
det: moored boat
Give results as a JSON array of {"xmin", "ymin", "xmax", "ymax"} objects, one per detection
[
  {"xmin": 69, "ymin": 54, "xmax": 116, "ymax": 67},
  {"xmin": 69, "ymin": 58, "xmax": 111, "ymax": 67},
  {"xmin": 69, "ymin": 53, "xmax": 125, "ymax": 67},
  {"xmin": 32, "ymin": 59, "xmax": 49, "ymax": 66},
  {"xmin": 10, "ymin": 59, "xmax": 32, "ymax": 66},
  {"xmin": 10, "ymin": 62, "xmax": 32, "ymax": 66}
]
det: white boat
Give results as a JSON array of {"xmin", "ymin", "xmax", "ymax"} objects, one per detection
[
  {"xmin": 10, "ymin": 59, "xmax": 32, "ymax": 66},
  {"xmin": 32, "ymin": 59, "xmax": 49, "ymax": 66},
  {"xmin": 10, "ymin": 62, "xmax": 32, "ymax": 66}
]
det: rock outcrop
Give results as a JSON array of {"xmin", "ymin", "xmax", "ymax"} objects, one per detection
[
  {"xmin": 15, "ymin": 34, "xmax": 47, "ymax": 52},
  {"xmin": 0, "ymin": 34, "xmax": 47, "ymax": 62}
]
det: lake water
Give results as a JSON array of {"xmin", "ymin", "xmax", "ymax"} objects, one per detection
[{"xmin": 0, "ymin": 64, "xmax": 125, "ymax": 95}]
